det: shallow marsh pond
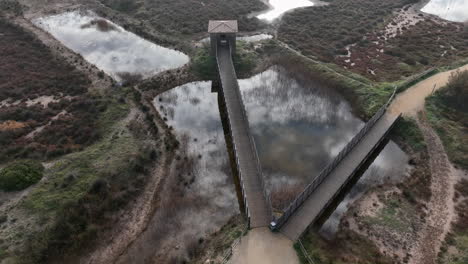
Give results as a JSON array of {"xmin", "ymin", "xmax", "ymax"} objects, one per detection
[
  {"xmin": 154, "ymin": 66, "xmax": 409, "ymax": 235},
  {"xmin": 35, "ymin": 11, "xmax": 189, "ymax": 81}
]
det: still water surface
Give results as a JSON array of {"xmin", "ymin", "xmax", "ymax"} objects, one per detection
[
  {"xmin": 35, "ymin": 11, "xmax": 189, "ymax": 81},
  {"xmin": 240, "ymin": 68, "xmax": 408, "ymax": 223},
  {"xmin": 257, "ymin": 0, "xmax": 314, "ymax": 21},
  {"xmin": 422, "ymin": 0, "xmax": 468, "ymax": 22},
  {"xmin": 155, "ymin": 66, "xmax": 408, "ymax": 236}
]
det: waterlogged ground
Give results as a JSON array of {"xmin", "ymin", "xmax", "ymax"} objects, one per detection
[
  {"xmin": 34, "ymin": 11, "xmax": 189, "ymax": 81},
  {"xmin": 421, "ymin": 0, "xmax": 468, "ymax": 22}
]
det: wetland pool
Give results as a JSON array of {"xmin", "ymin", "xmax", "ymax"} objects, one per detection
[{"xmin": 34, "ymin": 11, "xmax": 189, "ymax": 81}]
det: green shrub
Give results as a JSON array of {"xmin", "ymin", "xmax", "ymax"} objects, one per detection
[
  {"xmin": 0, "ymin": 160, "xmax": 44, "ymax": 191},
  {"xmin": 391, "ymin": 117, "xmax": 426, "ymax": 152}
]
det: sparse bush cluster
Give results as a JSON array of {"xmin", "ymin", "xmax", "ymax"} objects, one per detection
[{"xmin": 0, "ymin": 160, "xmax": 44, "ymax": 191}]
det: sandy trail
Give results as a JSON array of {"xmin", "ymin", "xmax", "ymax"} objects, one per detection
[
  {"xmin": 387, "ymin": 65, "xmax": 468, "ymax": 264},
  {"xmin": 230, "ymin": 227, "xmax": 299, "ymax": 264},
  {"xmin": 407, "ymin": 114, "xmax": 455, "ymax": 264},
  {"xmin": 388, "ymin": 64, "xmax": 468, "ymax": 117}
]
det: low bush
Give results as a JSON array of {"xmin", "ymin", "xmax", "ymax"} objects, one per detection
[{"xmin": 0, "ymin": 160, "xmax": 44, "ymax": 191}]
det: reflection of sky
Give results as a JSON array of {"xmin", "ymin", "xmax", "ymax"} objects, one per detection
[
  {"xmin": 154, "ymin": 82, "xmax": 237, "ymax": 218},
  {"xmin": 257, "ymin": 0, "xmax": 314, "ymax": 21},
  {"xmin": 422, "ymin": 0, "xmax": 468, "ymax": 22},
  {"xmin": 156, "ymin": 67, "xmax": 408, "ymax": 236},
  {"xmin": 35, "ymin": 11, "xmax": 189, "ymax": 81},
  {"xmin": 239, "ymin": 67, "xmax": 364, "ymax": 190},
  {"xmin": 239, "ymin": 67, "xmax": 408, "ymax": 229}
]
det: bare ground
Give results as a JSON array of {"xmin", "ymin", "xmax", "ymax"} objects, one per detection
[{"xmin": 230, "ymin": 227, "xmax": 299, "ymax": 264}]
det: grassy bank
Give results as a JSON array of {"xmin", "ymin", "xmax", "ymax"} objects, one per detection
[
  {"xmin": 0, "ymin": 83, "xmax": 164, "ymax": 263},
  {"xmin": 425, "ymin": 70, "xmax": 468, "ymax": 170}
]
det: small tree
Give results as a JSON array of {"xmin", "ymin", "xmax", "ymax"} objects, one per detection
[{"xmin": 0, "ymin": 160, "xmax": 44, "ymax": 191}]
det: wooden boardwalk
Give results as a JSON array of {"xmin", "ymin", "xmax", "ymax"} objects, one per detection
[
  {"xmin": 278, "ymin": 113, "xmax": 400, "ymax": 240},
  {"xmin": 216, "ymin": 44, "xmax": 271, "ymax": 228}
]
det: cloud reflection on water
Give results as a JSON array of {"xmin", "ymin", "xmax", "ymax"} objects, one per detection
[{"xmin": 35, "ymin": 11, "xmax": 189, "ymax": 81}]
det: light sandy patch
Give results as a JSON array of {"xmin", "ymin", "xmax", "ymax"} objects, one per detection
[
  {"xmin": 230, "ymin": 227, "xmax": 299, "ymax": 264},
  {"xmin": 356, "ymin": 192, "xmax": 383, "ymax": 218},
  {"xmin": 383, "ymin": 6, "xmax": 424, "ymax": 39},
  {"xmin": 388, "ymin": 64, "xmax": 468, "ymax": 116},
  {"xmin": 0, "ymin": 120, "xmax": 27, "ymax": 131},
  {"xmin": 25, "ymin": 95, "xmax": 59, "ymax": 107}
]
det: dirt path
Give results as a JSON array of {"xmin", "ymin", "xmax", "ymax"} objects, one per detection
[
  {"xmin": 230, "ymin": 227, "xmax": 299, "ymax": 264},
  {"xmin": 386, "ymin": 65, "xmax": 468, "ymax": 264},
  {"xmin": 409, "ymin": 114, "xmax": 455, "ymax": 264},
  {"xmin": 388, "ymin": 64, "xmax": 468, "ymax": 117}
]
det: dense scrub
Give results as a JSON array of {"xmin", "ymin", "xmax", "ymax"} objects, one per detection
[
  {"xmin": 426, "ymin": 70, "xmax": 468, "ymax": 169},
  {"xmin": 278, "ymin": 0, "xmax": 418, "ymax": 61},
  {"xmin": 0, "ymin": 17, "xmax": 105, "ymax": 162},
  {"xmin": 99, "ymin": 0, "xmax": 267, "ymax": 35},
  {"xmin": 278, "ymin": 0, "xmax": 468, "ymax": 81},
  {"xmin": 0, "ymin": 160, "xmax": 44, "ymax": 191}
]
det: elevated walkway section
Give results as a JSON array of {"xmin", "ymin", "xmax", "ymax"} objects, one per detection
[
  {"xmin": 216, "ymin": 43, "xmax": 271, "ymax": 228},
  {"xmin": 277, "ymin": 112, "xmax": 400, "ymax": 240}
]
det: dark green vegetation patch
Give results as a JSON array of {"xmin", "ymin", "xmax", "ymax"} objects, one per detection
[
  {"xmin": 426, "ymin": 70, "xmax": 468, "ymax": 170},
  {"xmin": 0, "ymin": 160, "xmax": 44, "ymax": 191}
]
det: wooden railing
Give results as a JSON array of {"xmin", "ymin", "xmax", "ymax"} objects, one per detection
[{"xmin": 270, "ymin": 87, "xmax": 397, "ymax": 230}]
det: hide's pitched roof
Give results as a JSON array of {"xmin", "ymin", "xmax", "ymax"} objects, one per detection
[{"xmin": 208, "ymin": 20, "xmax": 238, "ymax": 33}]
